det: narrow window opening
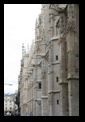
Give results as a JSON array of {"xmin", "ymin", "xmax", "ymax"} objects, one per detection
[
  {"xmin": 56, "ymin": 77, "xmax": 59, "ymax": 82},
  {"xmin": 39, "ymin": 83, "xmax": 41, "ymax": 89},
  {"xmin": 57, "ymin": 100, "xmax": 59, "ymax": 104},
  {"xmin": 56, "ymin": 55, "xmax": 58, "ymax": 60}
]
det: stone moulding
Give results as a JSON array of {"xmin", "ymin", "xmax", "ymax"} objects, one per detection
[
  {"xmin": 67, "ymin": 76, "xmax": 79, "ymax": 80},
  {"xmin": 51, "ymin": 62, "xmax": 60, "ymax": 65},
  {"xmin": 59, "ymin": 80, "xmax": 68, "ymax": 85},
  {"xmin": 35, "ymin": 39, "xmax": 41, "ymax": 43},
  {"xmin": 48, "ymin": 90, "xmax": 60, "ymax": 94},
  {"xmin": 67, "ymin": 73, "xmax": 79, "ymax": 80},
  {"xmin": 36, "ymin": 80, "xmax": 42, "ymax": 83},
  {"xmin": 41, "ymin": 96, "xmax": 48, "ymax": 99},
  {"xmin": 49, "ymin": 36, "xmax": 59, "ymax": 42}
]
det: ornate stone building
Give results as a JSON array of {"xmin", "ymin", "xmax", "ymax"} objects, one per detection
[
  {"xmin": 4, "ymin": 93, "xmax": 18, "ymax": 113},
  {"xmin": 19, "ymin": 4, "xmax": 79, "ymax": 116}
]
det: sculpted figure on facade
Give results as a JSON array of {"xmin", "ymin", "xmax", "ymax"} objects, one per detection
[
  {"xmin": 41, "ymin": 70, "xmax": 46, "ymax": 79},
  {"xmin": 40, "ymin": 14, "xmax": 45, "ymax": 40},
  {"xmin": 39, "ymin": 14, "xmax": 42, "ymax": 25},
  {"xmin": 49, "ymin": 4, "xmax": 67, "ymax": 38},
  {"xmin": 49, "ymin": 4, "xmax": 67, "ymax": 15},
  {"xmin": 58, "ymin": 15, "xmax": 66, "ymax": 39},
  {"xmin": 41, "ymin": 59, "xmax": 46, "ymax": 79},
  {"xmin": 66, "ymin": 4, "xmax": 76, "ymax": 33}
]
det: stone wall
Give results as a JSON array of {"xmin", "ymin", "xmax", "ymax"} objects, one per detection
[{"xmin": 19, "ymin": 4, "xmax": 79, "ymax": 116}]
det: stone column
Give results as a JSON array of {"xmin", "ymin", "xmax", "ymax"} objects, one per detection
[
  {"xmin": 29, "ymin": 88, "xmax": 31, "ymax": 114},
  {"xmin": 50, "ymin": 14, "xmax": 54, "ymax": 37},
  {"xmin": 57, "ymin": 13, "xmax": 69, "ymax": 116},
  {"xmin": 41, "ymin": 58, "xmax": 48, "ymax": 116},
  {"xmin": 48, "ymin": 66, "xmax": 53, "ymax": 116},
  {"xmin": 34, "ymin": 66, "xmax": 38, "ymax": 116},
  {"xmin": 35, "ymin": 88, "xmax": 37, "ymax": 116},
  {"xmin": 59, "ymin": 38, "xmax": 69, "ymax": 116},
  {"xmin": 48, "ymin": 41, "xmax": 53, "ymax": 116},
  {"xmin": 66, "ymin": 4, "xmax": 79, "ymax": 116},
  {"xmin": 33, "ymin": 100, "xmax": 35, "ymax": 116},
  {"xmin": 36, "ymin": 100, "xmax": 41, "ymax": 116},
  {"xmin": 33, "ymin": 84, "xmax": 36, "ymax": 116}
]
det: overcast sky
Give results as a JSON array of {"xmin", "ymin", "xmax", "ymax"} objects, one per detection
[{"xmin": 4, "ymin": 4, "xmax": 41, "ymax": 94}]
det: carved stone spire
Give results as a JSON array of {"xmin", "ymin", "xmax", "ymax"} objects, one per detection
[
  {"xmin": 22, "ymin": 43, "xmax": 26, "ymax": 57},
  {"xmin": 35, "ymin": 18, "xmax": 38, "ymax": 41},
  {"xmin": 27, "ymin": 43, "xmax": 29, "ymax": 54},
  {"xmin": 35, "ymin": 18, "xmax": 38, "ymax": 27}
]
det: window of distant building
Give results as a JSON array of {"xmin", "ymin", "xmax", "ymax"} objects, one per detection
[{"xmin": 10, "ymin": 107, "xmax": 12, "ymax": 110}]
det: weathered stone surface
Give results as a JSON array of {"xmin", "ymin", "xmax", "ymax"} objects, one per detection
[{"xmin": 19, "ymin": 4, "xmax": 79, "ymax": 116}]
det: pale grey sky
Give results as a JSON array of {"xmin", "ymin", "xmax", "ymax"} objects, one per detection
[{"xmin": 4, "ymin": 4, "xmax": 41, "ymax": 94}]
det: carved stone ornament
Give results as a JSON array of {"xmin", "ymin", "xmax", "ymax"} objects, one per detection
[
  {"xmin": 49, "ymin": 4, "xmax": 67, "ymax": 15},
  {"xmin": 49, "ymin": 4, "xmax": 59, "ymax": 11},
  {"xmin": 66, "ymin": 4, "xmax": 76, "ymax": 33},
  {"xmin": 58, "ymin": 15, "xmax": 66, "ymax": 38},
  {"xmin": 58, "ymin": 4, "xmax": 67, "ymax": 9},
  {"xmin": 39, "ymin": 14, "xmax": 42, "ymax": 25},
  {"xmin": 41, "ymin": 27, "xmax": 45, "ymax": 39},
  {"xmin": 49, "ymin": 4, "xmax": 59, "ymax": 20},
  {"xmin": 49, "ymin": 45, "xmax": 52, "ymax": 62},
  {"xmin": 41, "ymin": 70, "xmax": 46, "ymax": 79},
  {"xmin": 49, "ymin": 4, "xmax": 67, "ymax": 39}
]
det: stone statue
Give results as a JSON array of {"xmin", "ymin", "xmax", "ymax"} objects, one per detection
[{"xmin": 66, "ymin": 4, "xmax": 76, "ymax": 33}]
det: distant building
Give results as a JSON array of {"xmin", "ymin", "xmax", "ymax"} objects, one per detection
[{"xmin": 4, "ymin": 93, "xmax": 18, "ymax": 113}]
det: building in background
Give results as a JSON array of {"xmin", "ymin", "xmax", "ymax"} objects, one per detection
[
  {"xmin": 19, "ymin": 4, "xmax": 79, "ymax": 116},
  {"xmin": 4, "ymin": 93, "xmax": 18, "ymax": 113}
]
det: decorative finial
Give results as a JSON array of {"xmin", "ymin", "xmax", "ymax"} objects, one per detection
[
  {"xmin": 27, "ymin": 43, "xmax": 29, "ymax": 53},
  {"xmin": 35, "ymin": 18, "xmax": 38, "ymax": 27},
  {"xmin": 22, "ymin": 43, "xmax": 26, "ymax": 57}
]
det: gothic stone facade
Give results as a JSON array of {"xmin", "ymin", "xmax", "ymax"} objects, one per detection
[{"xmin": 19, "ymin": 4, "xmax": 79, "ymax": 116}]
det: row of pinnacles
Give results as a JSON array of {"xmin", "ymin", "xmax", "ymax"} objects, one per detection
[{"xmin": 18, "ymin": 4, "xmax": 79, "ymax": 116}]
